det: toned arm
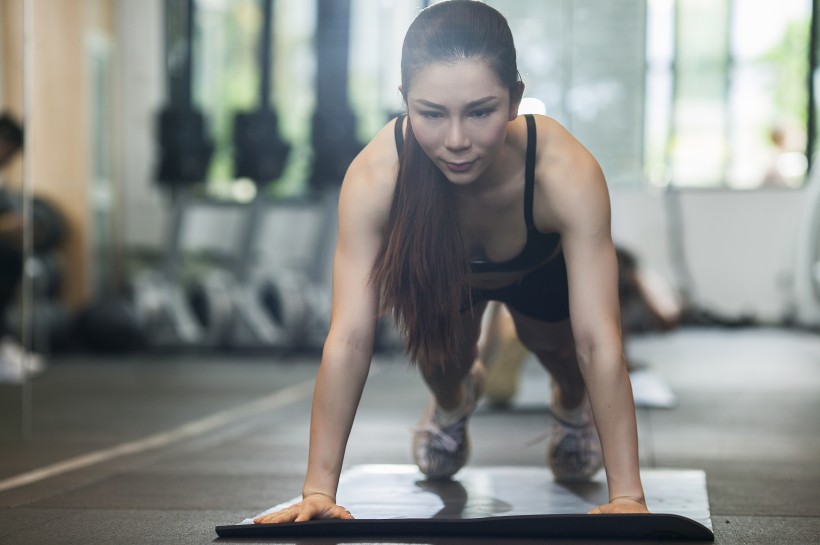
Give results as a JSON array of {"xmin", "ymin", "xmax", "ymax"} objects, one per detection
[
  {"xmin": 254, "ymin": 121, "xmax": 398, "ymax": 524},
  {"xmin": 536, "ymin": 117, "xmax": 646, "ymax": 510},
  {"xmin": 301, "ymin": 143, "xmax": 394, "ymax": 501}
]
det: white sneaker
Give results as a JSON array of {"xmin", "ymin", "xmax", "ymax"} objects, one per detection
[
  {"xmin": 0, "ymin": 338, "xmax": 46, "ymax": 383},
  {"xmin": 412, "ymin": 364, "xmax": 484, "ymax": 479},
  {"xmin": 547, "ymin": 399, "xmax": 603, "ymax": 482}
]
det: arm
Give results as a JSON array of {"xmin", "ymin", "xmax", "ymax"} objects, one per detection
[
  {"xmin": 540, "ymin": 120, "xmax": 647, "ymax": 513},
  {"xmin": 255, "ymin": 128, "xmax": 396, "ymax": 523},
  {"xmin": 632, "ymin": 267, "xmax": 683, "ymax": 331}
]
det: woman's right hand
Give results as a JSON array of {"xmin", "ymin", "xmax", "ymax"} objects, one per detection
[{"xmin": 253, "ymin": 493, "xmax": 355, "ymax": 524}]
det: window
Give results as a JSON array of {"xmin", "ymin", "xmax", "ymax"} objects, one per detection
[
  {"xmin": 489, "ymin": 0, "xmax": 648, "ymax": 187},
  {"xmin": 728, "ymin": 0, "xmax": 811, "ymax": 189},
  {"xmin": 185, "ymin": 0, "xmax": 815, "ymax": 193},
  {"xmin": 192, "ymin": 0, "xmax": 316, "ymax": 198},
  {"xmin": 653, "ymin": 0, "xmax": 812, "ymax": 189}
]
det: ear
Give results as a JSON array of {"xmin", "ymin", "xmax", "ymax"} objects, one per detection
[{"xmin": 509, "ymin": 81, "xmax": 525, "ymax": 120}]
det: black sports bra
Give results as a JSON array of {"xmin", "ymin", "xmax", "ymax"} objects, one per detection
[{"xmin": 394, "ymin": 113, "xmax": 561, "ymax": 273}]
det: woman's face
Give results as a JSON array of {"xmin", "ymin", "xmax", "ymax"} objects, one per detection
[{"xmin": 406, "ymin": 59, "xmax": 518, "ymax": 186}]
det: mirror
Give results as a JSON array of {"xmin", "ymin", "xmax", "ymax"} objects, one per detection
[
  {"xmin": 0, "ymin": 0, "xmax": 30, "ymax": 437},
  {"xmin": 0, "ymin": 0, "xmax": 112, "ymax": 438}
]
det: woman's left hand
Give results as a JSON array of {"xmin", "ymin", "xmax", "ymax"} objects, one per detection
[{"xmin": 588, "ymin": 497, "xmax": 649, "ymax": 514}]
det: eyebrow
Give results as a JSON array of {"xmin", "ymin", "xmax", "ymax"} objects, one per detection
[{"xmin": 414, "ymin": 96, "xmax": 499, "ymax": 110}]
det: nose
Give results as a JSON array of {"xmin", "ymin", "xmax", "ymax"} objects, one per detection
[{"xmin": 444, "ymin": 121, "xmax": 470, "ymax": 152}]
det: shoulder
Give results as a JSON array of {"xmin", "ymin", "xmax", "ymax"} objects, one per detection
[
  {"xmin": 339, "ymin": 118, "xmax": 402, "ymax": 231},
  {"xmin": 345, "ymin": 117, "xmax": 401, "ymax": 191},
  {"xmin": 531, "ymin": 115, "xmax": 602, "ymax": 184},
  {"xmin": 529, "ymin": 114, "xmax": 608, "ymax": 233}
]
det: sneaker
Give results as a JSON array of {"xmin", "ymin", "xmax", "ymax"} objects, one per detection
[
  {"xmin": 0, "ymin": 338, "xmax": 46, "ymax": 383},
  {"xmin": 547, "ymin": 399, "xmax": 603, "ymax": 482},
  {"xmin": 412, "ymin": 364, "xmax": 484, "ymax": 479}
]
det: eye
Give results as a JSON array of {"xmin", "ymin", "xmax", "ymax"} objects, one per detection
[
  {"xmin": 421, "ymin": 111, "xmax": 444, "ymax": 120},
  {"xmin": 471, "ymin": 109, "xmax": 494, "ymax": 119}
]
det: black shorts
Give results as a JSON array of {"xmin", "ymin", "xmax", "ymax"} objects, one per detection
[{"xmin": 470, "ymin": 253, "xmax": 570, "ymax": 322}]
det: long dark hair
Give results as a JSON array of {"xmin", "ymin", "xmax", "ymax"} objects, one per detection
[{"xmin": 371, "ymin": 1, "xmax": 521, "ymax": 370}]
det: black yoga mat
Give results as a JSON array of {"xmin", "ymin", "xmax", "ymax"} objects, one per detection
[{"xmin": 216, "ymin": 465, "xmax": 714, "ymax": 541}]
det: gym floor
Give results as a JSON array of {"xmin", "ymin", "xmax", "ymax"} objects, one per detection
[{"xmin": 0, "ymin": 327, "xmax": 818, "ymax": 545}]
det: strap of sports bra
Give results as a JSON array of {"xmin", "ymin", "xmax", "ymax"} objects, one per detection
[
  {"xmin": 394, "ymin": 115, "xmax": 405, "ymax": 157},
  {"xmin": 524, "ymin": 114, "xmax": 537, "ymax": 230}
]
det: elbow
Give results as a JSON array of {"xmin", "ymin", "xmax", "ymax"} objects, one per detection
[
  {"xmin": 323, "ymin": 325, "xmax": 376, "ymax": 360},
  {"xmin": 574, "ymin": 332, "xmax": 624, "ymax": 372}
]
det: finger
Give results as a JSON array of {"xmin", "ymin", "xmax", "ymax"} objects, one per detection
[
  {"xmin": 254, "ymin": 513, "xmax": 281, "ymax": 524},
  {"xmin": 294, "ymin": 503, "xmax": 317, "ymax": 523},
  {"xmin": 255, "ymin": 512, "xmax": 291, "ymax": 524},
  {"xmin": 338, "ymin": 507, "xmax": 355, "ymax": 520},
  {"xmin": 255, "ymin": 505, "xmax": 299, "ymax": 524},
  {"xmin": 588, "ymin": 507, "xmax": 602, "ymax": 515}
]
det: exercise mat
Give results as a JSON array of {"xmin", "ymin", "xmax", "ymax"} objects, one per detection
[{"xmin": 216, "ymin": 465, "xmax": 713, "ymax": 540}]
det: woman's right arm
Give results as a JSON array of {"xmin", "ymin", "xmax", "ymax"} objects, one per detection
[{"xmin": 254, "ymin": 125, "xmax": 397, "ymax": 524}]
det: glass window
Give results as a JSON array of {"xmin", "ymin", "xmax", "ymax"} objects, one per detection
[
  {"xmin": 728, "ymin": 0, "xmax": 811, "ymax": 189},
  {"xmin": 195, "ymin": 0, "xmax": 261, "ymax": 196},
  {"xmin": 188, "ymin": 0, "xmax": 814, "ymax": 193},
  {"xmin": 488, "ymin": 0, "xmax": 648, "ymax": 187},
  {"xmin": 645, "ymin": 0, "xmax": 675, "ymax": 187},
  {"xmin": 649, "ymin": 0, "xmax": 812, "ymax": 189},
  {"xmin": 193, "ymin": 0, "xmax": 316, "ymax": 198},
  {"xmin": 349, "ymin": 0, "xmax": 419, "ymax": 137},
  {"xmin": 670, "ymin": 0, "xmax": 731, "ymax": 188}
]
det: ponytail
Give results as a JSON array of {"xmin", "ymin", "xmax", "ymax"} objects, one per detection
[
  {"xmin": 371, "ymin": 119, "xmax": 472, "ymax": 369},
  {"xmin": 371, "ymin": 1, "xmax": 521, "ymax": 370}
]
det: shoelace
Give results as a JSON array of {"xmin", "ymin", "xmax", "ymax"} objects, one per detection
[
  {"xmin": 412, "ymin": 420, "xmax": 464, "ymax": 453},
  {"xmin": 526, "ymin": 410, "xmax": 593, "ymax": 448},
  {"xmin": 412, "ymin": 370, "xmax": 481, "ymax": 454}
]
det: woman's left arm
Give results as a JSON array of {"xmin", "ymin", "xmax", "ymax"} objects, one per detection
[{"xmin": 542, "ymin": 123, "xmax": 647, "ymax": 514}]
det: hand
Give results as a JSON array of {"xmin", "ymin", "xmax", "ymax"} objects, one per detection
[
  {"xmin": 588, "ymin": 497, "xmax": 649, "ymax": 514},
  {"xmin": 253, "ymin": 493, "xmax": 355, "ymax": 524}
]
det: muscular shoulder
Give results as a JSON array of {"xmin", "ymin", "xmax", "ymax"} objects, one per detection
[
  {"xmin": 530, "ymin": 115, "xmax": 609, "ymax": 234},
  {"xmin": 339, "ymin": 118, "xmax": 401, "ymax": 233}
]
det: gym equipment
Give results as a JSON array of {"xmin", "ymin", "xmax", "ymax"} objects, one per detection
[
  {"xmin": 217, "ymin": 0, "xmax": 327, "ymax": 350},
  {"xmin": 228, "ymin": 265, "xmax": 313, "ymax": 348},
  {"xmin": 128, "ymin": 0, "xmax": 236, "ymax": 348},
  {"xmin": 133, "ymin": 0, "xmax": 332, "ymax": 350},
  {"xmin": 218, "ymin": 465, "xmax": 713, "ymax": 540},
  {"xmin": 128, "ymin": 204, "xmax": 236, "ymax": 349},
  {"xmin": 309, "ymin": 0, "xmax": 362, "ymax": 190},
  {"xmin": 75, "ymin": 298, "xmax": 145, "ymax": 353},
  {"xmin": 186, "ymin": 267, "xmax": 235, "ymax": 346}
]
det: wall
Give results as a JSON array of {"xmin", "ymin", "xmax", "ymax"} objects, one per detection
[
  {"xmin": 0, "ymin": 0, "xmax": 23, "ymax": 185},
  {"xmin": 0, "ymin": 0, "xmax": 120, "ymax": 308},
  {"xmin": 611, "ymin": 187, "xmax": 805, "ymax": 322},
  {"xmin": 117, "ymin": 0, "xmax": 165, "ymax": 251}
]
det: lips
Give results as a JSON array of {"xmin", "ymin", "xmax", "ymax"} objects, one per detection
[{"xmin": 445, "ymin": 160, "xmax": 474, "ymax": 173}]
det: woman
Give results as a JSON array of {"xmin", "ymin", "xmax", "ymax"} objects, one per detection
[{"xmin": 256, "ymin": 0, "xmax": 647, "ymax": 523}]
